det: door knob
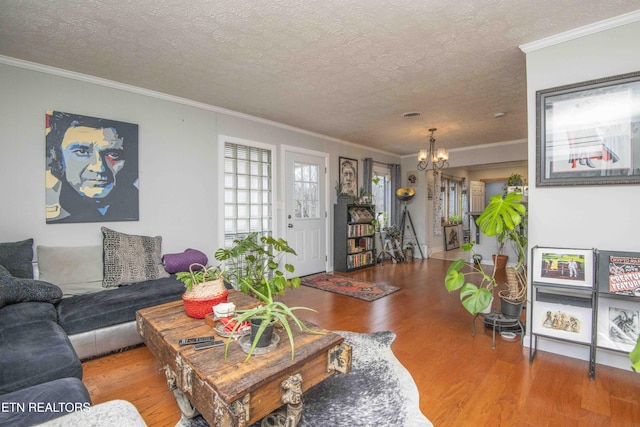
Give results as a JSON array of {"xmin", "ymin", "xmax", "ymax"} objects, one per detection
[{"xmin": 288, "ymin": 224, "xmax": 293, "ymax": 228}]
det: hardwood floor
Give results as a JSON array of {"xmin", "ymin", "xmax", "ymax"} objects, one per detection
[{"xmin": 82, "ymin": 259, "xmax": 640, "ymax": 426}]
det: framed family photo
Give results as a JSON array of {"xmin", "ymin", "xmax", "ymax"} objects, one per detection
[
  {"xmin": 532, "ymin": 246, "xmax": 594, "ymax": 287},
  {"xmin": 536, "ymin": 71, "xmax": 640, "ymax": 187}
]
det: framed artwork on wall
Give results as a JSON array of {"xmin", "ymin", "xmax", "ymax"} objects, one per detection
[
  {"xmin": 532, "ymin": 246, "xmax": 594, "ymax": 288},
  {"xmin": 45, "ymin": 110, "xmax": 139, "ymax": 224},
  {"xmin": 406, "ymin": 171, "xmax": 418, "ymax": 187},
  {"xmin": 536, "ymin": 70, "xmax": 640, "ymax": 187},
  {"xmin": 339, "ymin": 157, "xmax": 358, "ymax": 198},
  {"xmin": 597, "ymin": 296, "xmax": 640, "ymax": 352}
]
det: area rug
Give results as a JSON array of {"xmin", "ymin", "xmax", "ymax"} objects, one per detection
[
  {"xmin": 175, "ymin": 331, "xmax": 432, "ymax": 427},
  {"xmin": 300, "ymin": 273, "xmax": 400, "ymax": 301}
]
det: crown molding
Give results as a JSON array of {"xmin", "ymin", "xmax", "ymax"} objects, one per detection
[
  {"xmin": 0, "ymin": 54, "xmax": 398, "ymax": 158},
  {"xmin": 520, "ymin": 9, "xmax": 640, "ymax": 53}
]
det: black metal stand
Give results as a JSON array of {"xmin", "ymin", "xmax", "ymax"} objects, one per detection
[
  {"xmin": 376, "ymin": 231, "xmax": 397, "ymax": 265},
  {"xmin": 399, "ymin": 204, "xmax": 425, "ymax": 258}
]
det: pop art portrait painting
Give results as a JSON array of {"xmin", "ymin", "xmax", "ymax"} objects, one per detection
[{"xmin": 45, "ymin": 111, "xmax": 139, "ymax": 223}]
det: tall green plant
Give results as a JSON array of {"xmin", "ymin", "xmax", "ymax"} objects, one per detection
[{"xmin": 444, "ymin": 191, "xmax": 527, "ymax": 314}]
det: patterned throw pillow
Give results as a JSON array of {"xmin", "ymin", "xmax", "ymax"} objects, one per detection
[
  {"xmin": 0, "ymin": 238, "xmax": 34, "ymax": 279},
  {"xmin": 101, "ymin": 227, "xmax": 169, "ymax": 287},
  {"xmin": 0, "ymin": 264, "xmax": 63, "ymax": 305}
]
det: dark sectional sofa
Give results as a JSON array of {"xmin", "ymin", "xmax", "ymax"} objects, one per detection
[{"xmin": 0, "ymin": 234, "xmax": 189, "ymax": 426}]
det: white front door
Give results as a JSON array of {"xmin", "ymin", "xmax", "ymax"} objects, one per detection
[{"xmin": 284, "ymin": 150, "xmax": 328, "ymax": 277}]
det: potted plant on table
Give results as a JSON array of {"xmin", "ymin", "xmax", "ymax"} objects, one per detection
[
  {"xmin": 215, "ymin": 233, "xmax": 321, "ymax": 359},
  {"xmin": 224, "ymin": 277, "xmax": 321, "ymax": 361},
  {"xmin": 444, "ymin": 191, "xmax": 527, "ymax": 316},
  {"xmin": 176, "ymin": 264, "xmax": 228, "ymax": 319}
]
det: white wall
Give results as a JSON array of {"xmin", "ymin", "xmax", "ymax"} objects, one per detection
[
  {"xmin": 0, "ymin": 59, "xmax": 400, "ymax": 266},
  {"xmin": 524, "ymin": 19, "xmax": 640, "ymax": 370}
]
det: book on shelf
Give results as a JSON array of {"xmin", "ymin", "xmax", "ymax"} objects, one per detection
[{"xmin": 348, "ymin": 207, "xmax": 373, "ymax": 223}]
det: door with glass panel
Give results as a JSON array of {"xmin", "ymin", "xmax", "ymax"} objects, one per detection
[{"xmin": 284, "ymin": 151, "xmax": 327, "ymax": 277}]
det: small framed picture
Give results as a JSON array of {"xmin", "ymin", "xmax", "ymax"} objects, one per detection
[
  {"xmin": 596, "ymin": 250, "xmax": 640, "ymax": 297},
  {"xmin": 532, "ymin": 299, "xmax": 592, "ymax": 344},
  {"xmin": 407, "ymin": 171, "xmax": 418, "ymax": 187},
  {"xmin": 444, "ymin": 225, "xmax": 460, "ymax": 251},
  {"xmin": 532, "ymin": 246, "xmax": 594, "ymax": 287},
  {"xmin": 597, "ymin": 297, "xmax": 640, "ymax": 352}
]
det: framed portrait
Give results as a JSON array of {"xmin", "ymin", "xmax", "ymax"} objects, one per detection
[
  {"xmin": 339, "ymin": 157, "xmax": 358, "ymax": 197},
  {"xmin": 536, "ymin": 70, "xmax": 640, "ymax": 187},
  {"xmin": 597, "ymin": 297, "xmax": 640, "ymax": 352},
  {"xmin": 532, "ymin": 246, "xmax": 594, "ymax": 287},
  {"xmin": 596, "ymin": 250, "xmax": 640, "ymax": 297},
  {"xmin": 444, "ymin": 225, "xmax": 460, "ymax": 251},
  {"xmin": 45, "ymin": 110, "xmax": 139, "ymax": 224},
  {"xmin": 532, "ymin": 298, "xmax": 593, "ymax": 344}
]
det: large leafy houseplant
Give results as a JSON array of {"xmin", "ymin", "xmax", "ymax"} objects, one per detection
[
  {"xmin": 444, "ymin": 191, "xmax": 527, "ymax": 314},
  {"xmin": 214, "ymin": 233, "xmax": 301, "ymax": 298}
]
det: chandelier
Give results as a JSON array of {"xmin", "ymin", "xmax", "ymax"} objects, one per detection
[{"xmin": 417, "ymin": 128, "xmax": 449, "ymax": 171}]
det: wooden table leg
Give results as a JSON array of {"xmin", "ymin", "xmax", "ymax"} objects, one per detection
[
  {"xmin": 164, "ymin": 365, "xmax": 199, "ymax": 418},
  {"xmin": 281, "ymin": 373, "xmax": 303, "ymax": 427}
]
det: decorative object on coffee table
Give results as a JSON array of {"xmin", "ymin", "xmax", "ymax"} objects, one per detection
[{"xmin": 176, "ymin": 264, "xmax": 228, "ymax": 319}]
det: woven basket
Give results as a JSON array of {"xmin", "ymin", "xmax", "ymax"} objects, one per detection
[
  {"xmin": 182, "ymin": 264, "xmax": 229, "ymax": 319},
  {"xmin": 182, "ymin": 291, "xmax": 228, "ymax": 319}
]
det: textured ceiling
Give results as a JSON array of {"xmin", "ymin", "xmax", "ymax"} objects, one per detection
[{"xmin": 1, "ymin": 1, "xmax": 639, "ymax": 156}]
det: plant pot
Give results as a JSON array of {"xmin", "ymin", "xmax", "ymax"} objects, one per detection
[
  {"xmin": 492, "ymin": 254, "xmax": 508, "ymax": 272},
  {"xmin": 500, "ymin": 297, "xmax": 523, "ymax": 319},
  {"xmin": 250, "ymin": 319, "xmax": 275, "ymax": 348},
  {"xmin": 481, "ymin": 297, "xmax": 494, "ymax": 314}
]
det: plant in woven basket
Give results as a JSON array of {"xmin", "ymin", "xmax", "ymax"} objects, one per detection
[
  {"xmin": 176, "ymin": 264, "xmax": 229, "ymax": 319},
  {"xmin": 444, "ymin": 191, "xmax": 527, "ymax": 315}
]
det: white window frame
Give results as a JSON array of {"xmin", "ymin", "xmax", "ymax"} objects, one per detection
[{"xmin": 218, "ymin": 135, "xmax": 278, "ymax": 248}]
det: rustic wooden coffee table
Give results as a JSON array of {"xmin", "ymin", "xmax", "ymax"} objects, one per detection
[{"xmin": 136, "ymin": 290, "xmax": 351, "ymax": 427}]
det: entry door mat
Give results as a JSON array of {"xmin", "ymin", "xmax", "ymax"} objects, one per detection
[
  {"xmin": 300, "ymin": 273, "xmax": 400, "ymax": 301},
  {"xmin": 175, "ymin": 331, "xmax": 433, "ymax": 427}
]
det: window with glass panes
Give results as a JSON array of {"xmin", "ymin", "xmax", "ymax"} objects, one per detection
[
  {"xmin": 372, "ymin": 166, "xmax": 391, "ymax": 226},
  {"xmin": 223, "ymin": 142, "xmax": 272, "ymax": 248},
  {"xmin": 294, "ymin": 162, "xmax": 319, "ymax": 219}
]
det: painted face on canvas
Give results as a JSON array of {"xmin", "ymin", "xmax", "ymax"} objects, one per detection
[{"xmin": 59, "ymin": 126, "xmax": 125, "ymax": 198}]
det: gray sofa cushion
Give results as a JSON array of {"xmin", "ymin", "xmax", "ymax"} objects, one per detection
[
  {"xmin": 0, "ymin": 321, "xmax": 82, "ymax": 395},
  {"xmin": 0, "ymin": 238, "xmax": 33, "ymax": 279},
  {"xmin": 56, "ymin": 276, "xmax": 185, "ymax": 335},
  {"xmin": 37, "ymin": 245, "xmax": 104, "ymax": 297},
  {"xmin": 0, "ymin": 265, "xmax": 63, "ymax": 306},
  {"xmin": 0, "ymin": 301, "xmax": 57, "ymax": 326},
  {"xmin": 0, "ymin": 378, "xmax": 90, "ymax": 427}
]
